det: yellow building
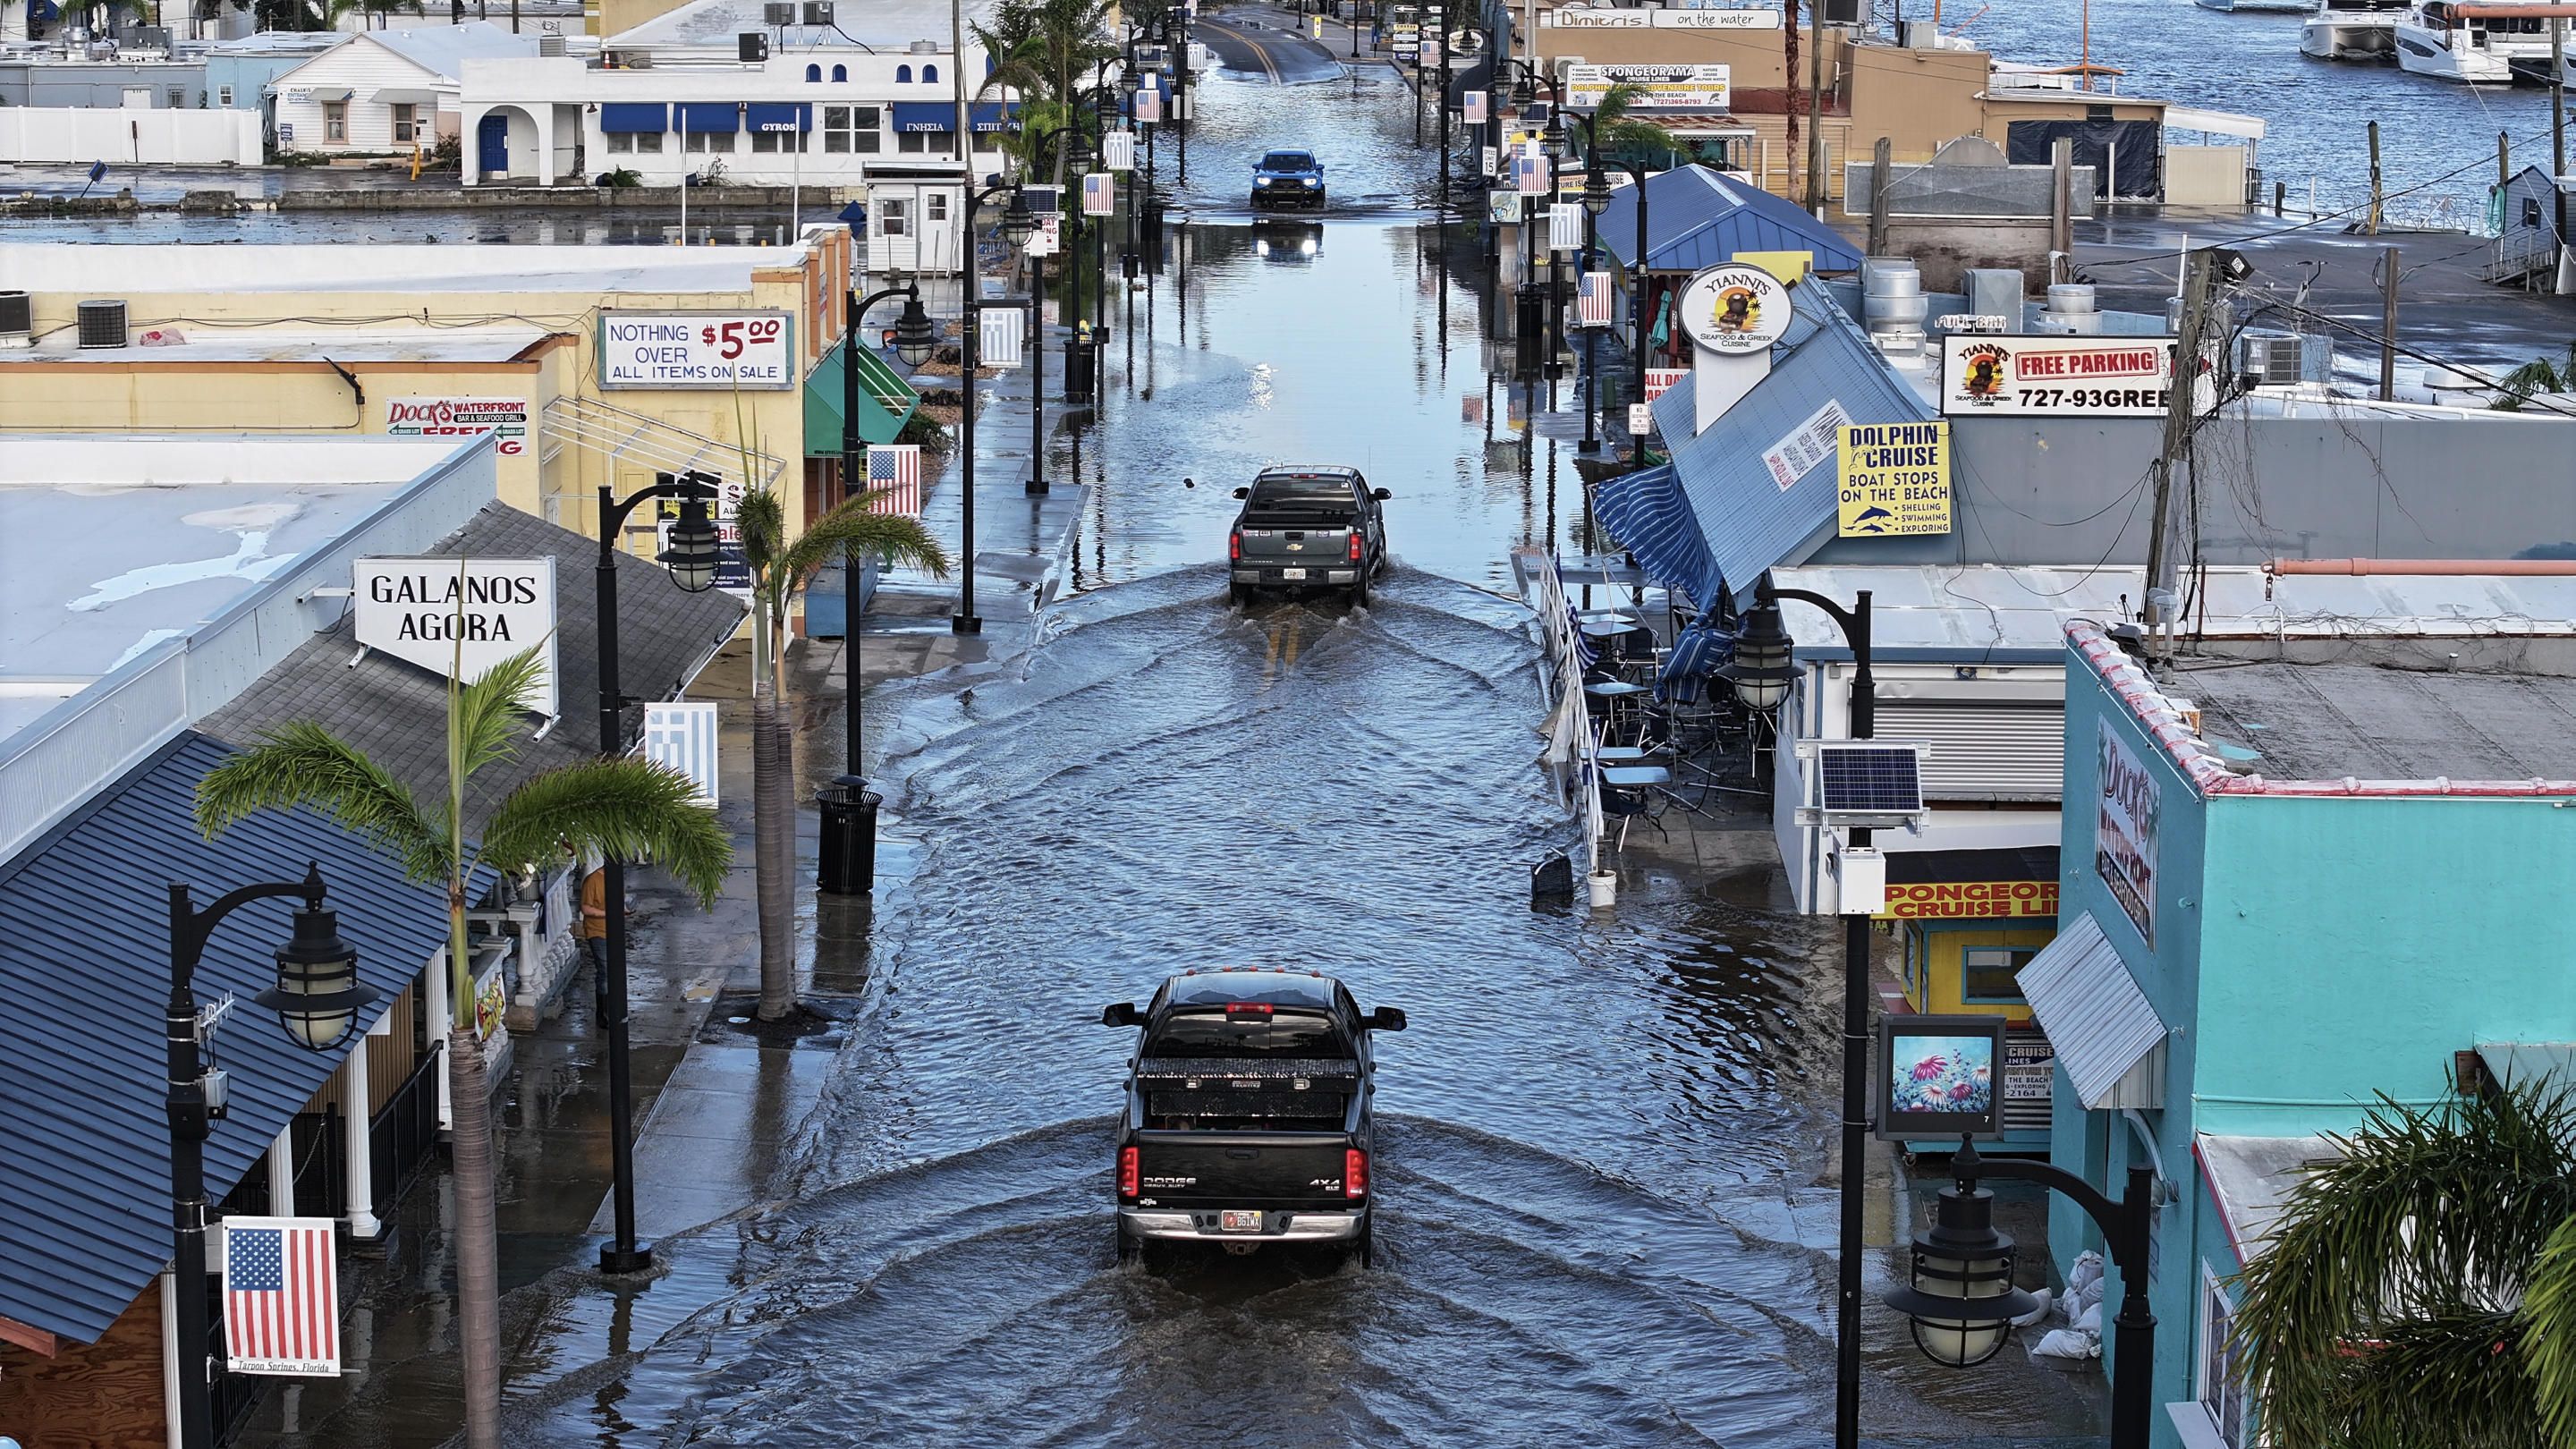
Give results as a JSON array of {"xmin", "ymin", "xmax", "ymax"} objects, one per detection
[{"xmin": 0, "ymin": 230, "xmax": 912, "ymax": 555}]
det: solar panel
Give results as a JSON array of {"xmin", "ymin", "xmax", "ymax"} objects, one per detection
[{"xmin": 1816, "ymin": 745, "xmax": 1924, "ymax": 816}]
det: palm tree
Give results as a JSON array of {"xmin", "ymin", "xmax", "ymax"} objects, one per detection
[
  {"xmin": 2232, "ymin": 1078, "xmax": 2576, "ymax": 1449},
  {"xmin": 1583, "ymin": 82, "xmax": 1677, "ymax": 175},
  {"xmin": 733, "ymin": 488, "xmax": 949, "ymax": 1021},
  {"xmin": 193, "ymin": 642, "xmax": 730, "ymax": 1449},
  {"xmin": 2491, "ymin": 341, "xmax": 2576, "ymax": 411},
  {"xmin": 975, "ymin": 0, "xmax": 1117, "ymax": 186}
]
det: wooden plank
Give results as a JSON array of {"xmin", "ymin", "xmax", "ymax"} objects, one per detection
[
  {"xmin": 0, "ymin": 1311, "xmax": 58, "ymax": 1356},
  {"xmin": 0, "ymin": 1284, "xmax": 165, "ymax": 1447}
]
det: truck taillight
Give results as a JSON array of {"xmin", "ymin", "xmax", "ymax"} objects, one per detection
[
  {"xmin": 1119, "ymin": 1145, "xmax": 1140, "ymax": 1199},
  {"xmin": 1345, "ymin": 1148, "xmax": 1367, "ymax": 1199},
  {"xmin": 1348, "ymin": 531, "xmax": 1363, "ymax": 563},
  {"xmin": 1229, "ymin": 530, "xmax": 1241, "ymax": 562}
]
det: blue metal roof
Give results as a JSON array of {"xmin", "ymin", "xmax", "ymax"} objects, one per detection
[
  {"xmin": 1593, "ymin": 165, "xmax": 1866, "ymax": 275},
  {"xmin": 1651, "ymin": 284, "xmax": 1939, "ymax": 606},
  {"xmin": 0, "ymin": 733, "xmax": 462, "ymax": 1345},
  {"xmin": 1588, "ymin": 462, "xmax": 1723, "ymax": 611}
]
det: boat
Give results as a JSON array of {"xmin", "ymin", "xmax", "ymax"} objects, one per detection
[
  {"xmin": 2393, "ymin": 0, "xmax": 2567, "ymax": 81},
  {"xmin": 2196, "ymin": 0, "xmax": 2310, "ymax": 13},
  {"xmin": 2302, "ymin": 0, "xmax": 2407, "ymax": 56}
]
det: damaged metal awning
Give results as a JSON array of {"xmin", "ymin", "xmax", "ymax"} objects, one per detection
[
  {"xmin": 2016, "ymin": 911, "xmax": 2168, "ymax": 1109},
  {"xmin": 539, "ymin": 394, "xmax": 787, "ymax": 490}
]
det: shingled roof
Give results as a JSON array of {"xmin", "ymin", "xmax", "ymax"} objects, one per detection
[{"xmin": 199, "ymin": 503, "xmax": 745, "ymax": 825}]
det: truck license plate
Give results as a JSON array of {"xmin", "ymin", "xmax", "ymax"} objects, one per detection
[
  {"xmin": 1279, "ymin": 568, "xmax": 1307, "ymax": 580},
  {"xmin": 1220, "ymin": 1209, "xmax": 1264, "ymax": 1232}
]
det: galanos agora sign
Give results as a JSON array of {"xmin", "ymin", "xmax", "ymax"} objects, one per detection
[{"xmin": 351, "ymin": 556, "xmax": 559, "ymax": 717}]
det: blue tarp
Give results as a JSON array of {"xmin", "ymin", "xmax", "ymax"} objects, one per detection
[
  {"xmin": 745, "ymin": 102, "xmax": 810, "ymax": 132},
  {"xmin": 1658, "ymin": 620, "xmax": 1733, "ymax": 703},
  {"xmin": 599, "ymin": 102, "xmax": 667, "ymax": 133},
  {"xmin": 1593, "ymin": 165, "xmax": 1866, "ymax": 275},
  {"xmin": 678, "ymin": 101, "xmax": 740, "ymax": 132},
  {"xmin": 1589, "ymin": 462, "xmax": 1724, "ymax": 611},
  {"xmin": 1650, "ymin": 289, "xmax": 1939, "ymax": 606}
]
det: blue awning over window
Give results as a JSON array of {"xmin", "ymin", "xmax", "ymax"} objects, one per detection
[
  {"xmin": 889, "ymin": 101, "xmax": 953, "ymax": 131},
  {"xmin": 599, "ymin": 102, "xmax": 667, "ymax": 132},
  {"xmin": 678, "ymin": 101, "xmax": 740, "ymax": 132},
  {"xmin": 745, "ymin": 101, "xmax": 809, "ymax": 132},
  {"xmin": 967, "ymin": 100, "xmax": 1017, "ymax": 131}
]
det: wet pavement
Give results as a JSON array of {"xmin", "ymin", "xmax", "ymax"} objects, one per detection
[{"xmin": 225, "ymin": 22, "xmax": 2109, "ymax": 1448}]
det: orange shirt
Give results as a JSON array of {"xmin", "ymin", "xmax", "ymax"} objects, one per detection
[{"xmin": 580, "ymin": 868, "xmax": 609, "ymax": 939}]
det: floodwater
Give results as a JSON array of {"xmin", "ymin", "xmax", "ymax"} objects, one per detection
[{"xmin": 483, "ymin": 56, "xmax": 2104, "ymax": 1449}]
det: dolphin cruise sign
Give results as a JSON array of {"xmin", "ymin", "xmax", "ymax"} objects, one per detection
[{"xmin": 1835, "ymin": 421, "xmax": 1951, "ymax": 538}]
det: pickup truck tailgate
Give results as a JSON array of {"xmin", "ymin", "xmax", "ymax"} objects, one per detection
[
  {"xmin": 1234, "ymin": 524, "xmax": 1353, "ymax": 563},
  {"xmin": 1134, "ymin": 1131, "xmax": 1356, "ymax": 1206}
]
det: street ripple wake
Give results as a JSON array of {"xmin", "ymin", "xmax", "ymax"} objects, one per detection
[{"xmin": 509, "ymin": 565, "xmax": 1863, "ymax": 1446}]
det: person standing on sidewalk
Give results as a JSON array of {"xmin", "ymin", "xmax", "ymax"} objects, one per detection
[{"xmin": 580, "ymin": 858, "xmax": 611, "ymax": 1018}]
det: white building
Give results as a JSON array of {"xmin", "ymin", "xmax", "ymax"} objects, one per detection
[
  {"xmin": 269, "ymin": 21, "xmax": 542, "ymax": 155},
  {"xmin": 458, "ymin": 0, "xmax": 1009, "ymax": 199}
]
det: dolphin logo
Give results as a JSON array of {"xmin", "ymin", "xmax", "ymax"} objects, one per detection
[{"xmin": 1852, "ymin": 504, "xmax": 1895, "ymax": 524}]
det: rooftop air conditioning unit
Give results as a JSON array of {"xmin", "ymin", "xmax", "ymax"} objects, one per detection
[
  {"xmin": 801, "ymin": 1, "xmax": 832, "ymax": 23},
  {"xmin": 76, "ymin": 299, "xmax": 129, "ymax": 350},
  {"xmin": 908, "ymin": 38, "xmax": 938, "ymax": 51},
  {"xmin": 538, "ymin": 32, "xmax": 565, "ymax": 55},
  {"xmin": 2239, "ymin": 331, "xmax": 2305, "ymax": 388},
  {"xmin": 0, "ymin": 290, "xmax": 32, "ymax": 349},
  {"xmin": 738, "ymin": 30, "xmax": 769, "ymax": 60},
  {"xmin": 762, "ymin": 2, "xmax": 793, "ymax": 22}
]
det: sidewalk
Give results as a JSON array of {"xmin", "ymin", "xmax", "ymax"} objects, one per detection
[{"xmin": 229, "ymin": 282, "xmax": 1089, "ymax": 1449}]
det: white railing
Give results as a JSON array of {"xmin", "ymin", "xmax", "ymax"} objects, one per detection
[{"xmin": 1514, "ymin": 547, "xmax": 1605, "ymax": 886}]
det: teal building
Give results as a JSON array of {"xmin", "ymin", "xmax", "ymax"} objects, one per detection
[{"xmin": 2029, "ymin": 621, "xmax": 2576, "ymax": 1448}]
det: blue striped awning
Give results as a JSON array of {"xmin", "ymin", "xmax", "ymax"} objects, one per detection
[
  {"xmin": 598, "ymin": 102, "xmax": 667, "ymax": 132},
  {"xmin": 1589, "ymin": 462, "xmax": 1724, "ymax": 611}
]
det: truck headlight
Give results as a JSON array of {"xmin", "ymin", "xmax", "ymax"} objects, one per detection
[{"xmin": 1255, "ymin": 176, "xmax": 1272, "ymax": 186}]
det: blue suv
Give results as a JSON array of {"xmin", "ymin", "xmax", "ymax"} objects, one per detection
[{"xmin": 1250, "ymin": 148, "xmax": 1326, "ymax": 211}]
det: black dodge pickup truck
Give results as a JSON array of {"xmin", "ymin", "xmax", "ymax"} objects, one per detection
[{"xmin": 1101, "ymin": 967, "xmax": 1407, "ymax": 1266}]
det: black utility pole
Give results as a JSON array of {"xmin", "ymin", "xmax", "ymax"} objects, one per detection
[
  {"xmin": 1631, "ymin": 157, "xmax": 1651, "ymax": 429},
  {"xmin": 839, "ymin": 282, "xmax": 931, "ymax": 774},
  {"xmin": 1435, "ymin": 4, "xmax": 1449, "ymax": 215},
  {"xmin": 594, "ymin": 472, "xmax": 719, "ymax": 1272}
]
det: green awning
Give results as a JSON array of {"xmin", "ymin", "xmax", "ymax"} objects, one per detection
[{"xmin": 805, "ymin": 338, "xmax": 919, "ymax": 456}]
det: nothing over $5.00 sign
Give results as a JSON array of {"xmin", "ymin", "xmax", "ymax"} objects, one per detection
[
  {"xmin": 352, "ymin": 557, "xmax": 559, "ymax": 718},
  {"xmin": 600, "ymin": 311, "xmax": 796, "ymax": 390}
]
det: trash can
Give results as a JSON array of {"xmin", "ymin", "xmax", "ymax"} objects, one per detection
[{"xmin": 816, "ymin": 780, "xmax": 880, "ymax": 895}]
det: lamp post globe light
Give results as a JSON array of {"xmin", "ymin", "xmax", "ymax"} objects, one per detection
[
  {"xmin": 1719, "ymin": 597, "xmax": 1794, "ymax": 709},
  {"xmin": 1881, "ymin": 1180, "xmax": 2040, "ymax": 1368},
  {"xmin": 657, "ymin": 494, "xmax": 724, "ymax": 596},
  {"xmin": 1003, "ymin": 187, "xmax": 1035, "ymax": 248},
  {"xmin": 1576, "ymin": 134, "xmax": 1614, "ymax": 453},
  {"xmin": 167, "ymin": 862, "xmax": 379, "ymax": 1449}
]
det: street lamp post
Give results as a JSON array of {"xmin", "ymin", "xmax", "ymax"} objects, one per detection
[
  {"xmin": 1722, "ymin": 576, "xmax": 1871, "ymax": 1449},
  {"xmin": 955, "ymin": 178, "xmax": 1023, "ymax": 635},
  {"xmin": 1631, "ymin": 143, "xmax": 1652, "ymax": 438},
  {"xmin": 998, "ymin": 189, "xmax": 1045, "ymax": 494},
  {"xmin": 1575, "ymin": 143, "xmax": 1613, "ymax": 453},
  {"xmin": 1886, "ymin": 1140, "xmax": 2160, "ymax": 1449},
  {"xmin": 592, "ymin": 472, "xmax": 724, "ymax": 1274},
  {"xmin": 837, "ymin": 283, "xmax": 939, "ymax": 782},
  {"xmin": 167, "ymin": 862, "xmax": 377, "ymax": 1449},
  {"xmin": 1542, "ymin": 108, "xmax": 1569, "ymax": 381}
]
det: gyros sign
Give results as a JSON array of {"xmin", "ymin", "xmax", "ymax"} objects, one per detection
[{"xmin": 352, "ymin": 556, "xmax": 559, "ymax": 718}]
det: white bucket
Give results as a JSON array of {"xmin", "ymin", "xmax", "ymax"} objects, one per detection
[{"xmin": 1587, "ymin": 869, "xmax": 1617, "ymax": 908}]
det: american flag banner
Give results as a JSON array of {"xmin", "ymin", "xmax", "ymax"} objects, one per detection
[
  {"xmin": 1548, "ymin": 201, "xmax": 1583, "ymax": 250},
  {"xmin": 1134, "ymin": 85, "xmax": 1163, "ymax": 123},
  {"xmin": 1081, "ymin": 171, "xmax": 1115, "ymax": 216},
  {"xmin": 865, "ymin": 445, "xmax": 924, "ymax": 515},
  {"xmin": 1578, "ymin": 270, "xmax": 1616, "ymax": 327},
  {"xmin": 1463, "ymin": 89, "xmax": 1487, "ymax": 123},
  {"xmin": 979, "ymin": 309, "xmax": 1023, "ymax": 368},
  {"xmin": 222, "ymin": 1217, "xmax": 339, "ymax": 1377},
  {"xmin": 1513, "ymin": 154, "xmax": 1550, "ymax": 197}
]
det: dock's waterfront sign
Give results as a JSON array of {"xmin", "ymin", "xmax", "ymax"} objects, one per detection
[
  {"xmin": 599, "ymin": 311, "xmax": 796, "ymax": 391},
  {"xmin": 352, "ymin": 556, "xmax": 559, "ymax": 718},
  {"xmin": 2097, "ymin": 718, "xmax": 2161, "ymax": 947},
  {"xmin": 383, "ymin": 396, "xmax": 528, "ymax": 455},
  {"xmin": 1940, "ymin": 335, "xmax": 2176, "ymax": 418}
]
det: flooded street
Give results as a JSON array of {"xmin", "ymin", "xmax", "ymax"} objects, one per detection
[{"xmin": 480, "ymin": 56, "xmax": 2100, "ymax": 1449}]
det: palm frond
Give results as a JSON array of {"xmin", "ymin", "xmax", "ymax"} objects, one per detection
[
  {"xmin": 452, "ymin": 641, "xmax": 550, "ymax": 782},
  {"xmin": 2496, "ymin": 358, "xmax": 2566, "ymax": 411},
  {"xmin": 2526, "ymin": 1213, "xmax": 2576, "ymax": 1447},
  {"xmin": 2233, "ymin": 1080, "xmax": 2576, "ymax": 1449},
  {"xmin": 778, "ymin": 494, "xmax": 953, "ymax": 589},
  {"xmin": 736, "ymin": 485, "xmax": 788, "ymax": 585},
  {"xmin": 194, "ymin": 721, "xmax": 451, "ymax": 885},
  {"xmin": 475, "ymin": 758, "xmax": 733, "ymax": 911}
]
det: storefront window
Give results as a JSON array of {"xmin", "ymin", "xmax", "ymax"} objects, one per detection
[
  {"xmin": 393, "ymin": 103, "xmax": 417, "ymax": 143},
  {"xmin": 752, "ymin": 129, "xmax": 809, "ymax": 153},
  {"xmin": 1962, "ymin": 946, "xmax": 2038, "ymax": 1004},
  {"xmin": 323, "ymin": 100, "xmax": 347, "ymax": 142},
  {"xmin": 2199, "ymin": 1273, "xmax": 2250, "ymax": 1447},
  {"xmin": 823, "ymin": 106, "xmax": 880, "ymax": 153},
  {"xmin": 686, "ymin": 129, "xmax": 735, "ymax": 153}
]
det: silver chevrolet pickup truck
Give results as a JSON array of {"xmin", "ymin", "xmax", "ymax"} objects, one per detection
[{"xmin": 1224, "ymin": 467, "xmax": 1391, "ymax": 608}]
